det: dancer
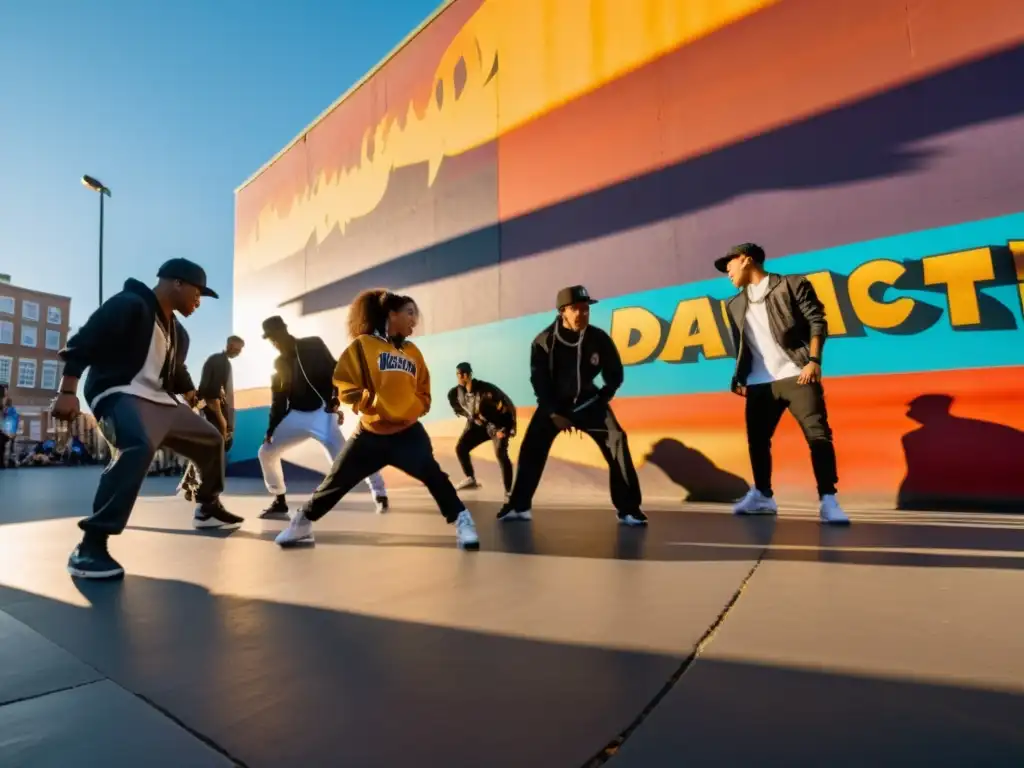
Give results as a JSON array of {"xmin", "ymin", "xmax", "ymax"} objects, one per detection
[
  {"xmin": 274, "ymin": 290, "xmax": 479, "ymax": 549},
  {"xmin": 53, "ymin": 258, "xmax": 243, "ymax": 580},
  {"xmin": 258, "ymin": 315, "xmax": 388, "ymax": 517},
  {"xmin": 497, "ymin": 285, "xmax": 647, "ymax": 526},
  {"xmin": 447, "ymin": 361, "xmax": 516, "ymax": 497},
  {"xmin": 716, "ymin": 242, "xmax": 849, "ymax": 524},
  {"xmin": 178, "ymin": 335, "xmax": 245, "ymax": 500}
]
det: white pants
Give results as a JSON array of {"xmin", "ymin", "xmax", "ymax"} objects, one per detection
[{"xmin": 258, "ymin": 409, "xmax": 386, "ymax": 498}]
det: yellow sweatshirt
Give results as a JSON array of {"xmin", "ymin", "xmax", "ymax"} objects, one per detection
[{"xmin": 333, "ymin": 334, "xmax": 431, "ymax": 434}]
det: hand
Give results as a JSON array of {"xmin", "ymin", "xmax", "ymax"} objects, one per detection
[
  {"xmin": 494, "ymin": 430, "xmax": 506, "ymax": 440},
  {"xmin": 733, "ymin": 385, "xmax": 747, "ymax": 398},
  {"xmin": 51, "ymin": 393, "xmax": 81, "ymax": 421},
  {"xmin": 336, "ymin": 410, "xmax": 345, "ymax": 425},
  {"xmin": 797, "ymin": 362, "xmax": 822, "ymax": 385},
  {"xmin": 182, "ymin": 390, "xmax": 198, "ymax": 407},
  {"xmin": 550, "ymin": 414, "xmax": 572, "ymax": 431}
]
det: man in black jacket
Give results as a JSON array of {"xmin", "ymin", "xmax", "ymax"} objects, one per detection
[
  {"xmin": 447, "ymin": 362, "xmax": 516, "ymax": 497},
  {"xmin": 52, "ymin": 258, "xmax": 243, "ymax": 580},
  {"xmin": 717, "ymin": 242, "xmax": 849, "ymax": 524},
  {"xmin": 178, "ymin": 334, "xmax": 245, "ymax": 500},
  {"xmin": 497, "ymin": 286, "xmax": 647, "ymax": 526},
  {"xmin": 257, "ymin": 316, "xmax": 387, "ymax": 518}
]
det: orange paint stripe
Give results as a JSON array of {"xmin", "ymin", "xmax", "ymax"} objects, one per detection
[{"xmin": 497, "ymin": 0, "xmax": 1024, "ymax": 220}]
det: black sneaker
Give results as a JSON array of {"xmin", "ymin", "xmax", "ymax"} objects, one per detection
[
  {"xmin": 67, "ymin": 536, "xmax": 124, "ymax": 580},
  {"xmin": 193, "ymin": 500, "xmax": 244, "ymax": 530},
  {"xmin": 375, "ymin": 496, "xmax": 389, "ymax": 514},
  {"xmin": 617, "ymin": 510, "xmax": 649, "ymax": 527},
  {"xmin": 259, "ymin": 498, "xmax": 289, "ymax": 519}
]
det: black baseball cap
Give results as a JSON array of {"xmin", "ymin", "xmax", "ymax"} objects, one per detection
[
  {"xmin": 714, "ymin": 243, "xmax": 766, "ymax": 274},
  {"xmin": 262, "ymin": 316, "xmax": 288, "ymax": 338},
  {"xmin": 157, "ymin": 258, "xmax": 219, "ymax": 298},
  {"xmin": 556, "ymin": 285, "xmax": 598, "ymax": 310},
  {"xmin": 456, "ymin": 362, "xmax": 472, "ymax": 374}
]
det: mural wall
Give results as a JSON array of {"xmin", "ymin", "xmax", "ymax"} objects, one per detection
[{"xmin": 232, "ymin": 0, "xmax": 1024, "ymax": 510}]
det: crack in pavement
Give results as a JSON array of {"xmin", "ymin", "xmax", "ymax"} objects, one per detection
[{"xmin": 577, "ymin": 548, "xmax": 769, "ymax": 767}]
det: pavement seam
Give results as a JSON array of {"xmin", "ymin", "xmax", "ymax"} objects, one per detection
[
  {"xmin": 0, "ymin": 607, "xmax": 248, "ymax": 767},
  {"xmin": 0, "ymin": 677, "xmax": 105, "ymax": 709},
  {"xmin": 131, "ymin": 691, "xmax": 250, "ymax": 768},
  {"xmin": 578, "ymin": 548, "xmax": 769, "ymax": 767}
]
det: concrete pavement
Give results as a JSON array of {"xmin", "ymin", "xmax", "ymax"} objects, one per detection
[{"xmin": 0, "ymin": 466, "xmax": 1022, "ymax": 767}]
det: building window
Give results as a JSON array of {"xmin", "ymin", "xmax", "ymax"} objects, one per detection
[
  {"xmin": 22, "ymin": 301, "xmax": 40, "ymax": 322},
  {"xmin": 45, "ymin": 329, "xmax": 61, "ymax": 350},
  {"xmin": 0, "ymin": 356, "xmax": 11, "ymax": 385},
  {"xmin": 17, "ymin": 358, "xmax": 36, "ymax": 388},
  {"xmin": 21, "ymin": 324, "xmax": 37, "ymax": 347},
  {"xmin": 41, "ymin": 360, "xmax": 60, "ymax": 391},
  {"xmin": 47, "ymin": 306, "xmax": 62, "ymax": 325},
  {"xmin": 0, "ymin": 296, "xmax": 13, "ymax": 315},
  {"xmin": 0, "ymin": 321, "xmax": 12, "ymax": 345}
]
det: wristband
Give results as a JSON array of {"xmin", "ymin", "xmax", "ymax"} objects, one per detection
[
  {"xmin": 808, "ymin": 356, "xmax": 821, "ymax": 365},
  {"xmin": 60, "ymin": 390, "xmax": 77, "ymax": 396}
]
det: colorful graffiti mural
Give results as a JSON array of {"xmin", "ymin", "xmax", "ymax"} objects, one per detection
[{"xmin": 232, "ymin": 0, "xmax": 1024, "ymax": 510}]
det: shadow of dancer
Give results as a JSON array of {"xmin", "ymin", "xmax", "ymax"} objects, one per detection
[
  {"xmin": 645, "ymin": 438, "xmax": 749, "ymax": 504},
  {"xmin": 898, "ymin": 394, "xmax": 1024, "ymax": 512}
]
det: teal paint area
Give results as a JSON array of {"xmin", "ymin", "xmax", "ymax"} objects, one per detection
[{"xmin": 230, "ymin": 212, "xmax": 1024, "ymax": 465}]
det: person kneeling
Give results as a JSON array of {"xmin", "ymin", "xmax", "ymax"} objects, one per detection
[{"xmin": 274, "ymin": 289, "xmax": 479, "ymax": 550}]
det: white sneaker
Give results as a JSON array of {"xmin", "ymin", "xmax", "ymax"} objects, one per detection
[
  {"xmin": 455, "ymin": 509, "xmax": 480, "ymax": 550},
  {"xmin": 456, "ymin": 477, "xmax": 479, "ymax": 491},
  {"xmin": 819, "ymin": 495, "xmax": 850, "ymax": 525},
  {"xmin": 275, "ymin": 508, "xmax": 314, "ymax": 546},
  {"xmin": 733, "ymin": 488, "xmax": 778, "ymax": 515}
]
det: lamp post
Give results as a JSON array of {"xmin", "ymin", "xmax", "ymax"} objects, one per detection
[{"xmin": 81, "ymin": 175, "xmax": 111, "ymax": 306}]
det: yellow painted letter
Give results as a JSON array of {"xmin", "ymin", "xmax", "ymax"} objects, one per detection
[
  {"xmin": 657, "ymin": 297, "xmax": 728, "ymax": 363},
  {"xmin": 847, "ymin": 260, "xmax": 915, "ymax": 330},
  {"xmin": 921, "ymin": 247, "xmax": 994, "ymax": 327},
  {"xmin": 610, "ymin": 307, "xmax": 662, "ymax": 365}
]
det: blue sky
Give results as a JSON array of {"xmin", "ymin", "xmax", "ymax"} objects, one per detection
[{"xmin": 0, "ymin": 0, "xmax": 442, "ymax": 369}]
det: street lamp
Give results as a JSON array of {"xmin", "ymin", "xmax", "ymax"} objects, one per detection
[{"xmin": 81, "ymin": 175, "xmax": 111, "ymax": 306}]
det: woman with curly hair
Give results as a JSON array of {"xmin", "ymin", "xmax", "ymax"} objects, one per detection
[{"xmin": 274, "ymin": 289, "xmax": 480, "ymax": 550}]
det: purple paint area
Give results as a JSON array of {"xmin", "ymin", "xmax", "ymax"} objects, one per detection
[{"xmin": 240, "ymin": 45, "xmax": 1024, "ymax": 334}]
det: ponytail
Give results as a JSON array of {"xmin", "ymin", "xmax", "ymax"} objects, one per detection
[{"xmin": 347, "ymin": 289, "xmax": 418, "ymax": 340}]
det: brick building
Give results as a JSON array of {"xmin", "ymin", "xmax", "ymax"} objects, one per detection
[{"xmin": 0, "ymin": 273, "xmax": 72, "ymax": 449}]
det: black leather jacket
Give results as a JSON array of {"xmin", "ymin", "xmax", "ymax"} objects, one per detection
[
  {"xmin": 448, "ymin": 379, "xmax": 517, "ymax": 435},
  {"xmin": 725, "ymin": 273, "xmax": 828, "ymax": 391}
]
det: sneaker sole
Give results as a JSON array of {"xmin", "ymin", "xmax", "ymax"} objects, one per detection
[
  {"xmin": 276, "ymin": 535, "xmax": 314, "ymax": 547},
  {"xmin": 192, "ymin": 519, "xmax": 243, "ymax": 530},
  {"xmin": 498, "ymin": 511, "xmax": 532, "ymax": 522},
  {"xmin": 67, "ymin": 565, "xmax": 125, "ymax": 579},
  {"xmin": 458, "ymin": 540, "xmax": 480, "ymax": 551},
  {"xmin": 821, "ymin": 518, "xmax": 851, "ymax": 526},
  {"xmin": 259, "ymin": 511, "xmax": 290, "ymax": 520},
  {"xmin": 733, "ymin": 508, "xmax": 778, "ymax": 516},
  {"xmin": 618, "ymin": 517, "xmax": 648, "ymax": 527}
]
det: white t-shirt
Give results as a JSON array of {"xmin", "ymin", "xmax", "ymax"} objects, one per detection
[
  {"xmin": 91, "ymin": 321, "xmax": 180, "ymax": 410},
  {"xmin": 744, "ymin": 275, "xmax": 804, "ymax": 386}
]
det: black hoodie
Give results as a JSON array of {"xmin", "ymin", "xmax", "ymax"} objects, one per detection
[
  {"xmin": 59, "ymin": 278, "xmax": 195, "ymax": 410},
  {"xmin": 529, "ymin": 320, "xmax": 624, "ymax": 416}
]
